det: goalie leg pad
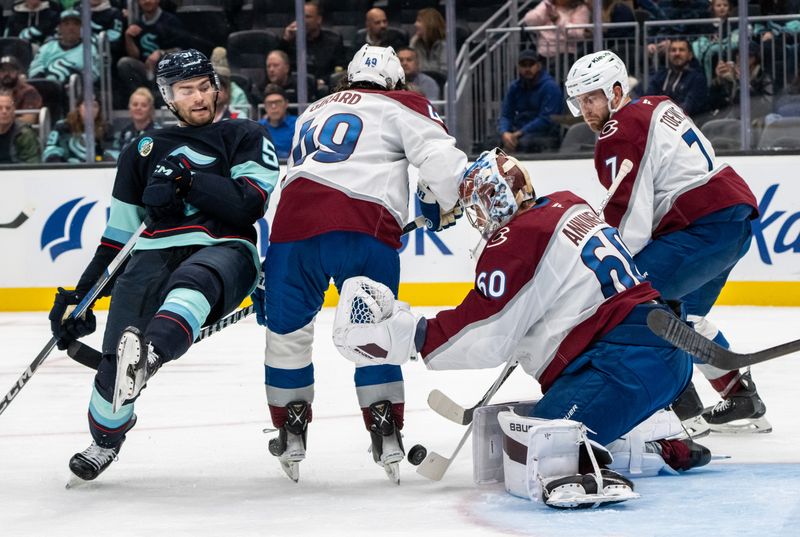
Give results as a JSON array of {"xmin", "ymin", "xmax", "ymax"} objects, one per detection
[
  {"xmin": 605, "ymin": 409, "xmax": 685, "ymax": 477},
  {"xmin": 472, "ymin": 401, "xmax": 538, "ymax": 485}
]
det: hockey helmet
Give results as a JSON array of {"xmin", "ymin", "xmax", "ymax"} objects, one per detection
[
  {"xmin": 156, "ymin": 49, "xmax": 220, "ymax": 112},
  {"xmin": 564, "ymin": 50, "xmax": 629, "ymax": 116},
  {"xmin": 459, "ymin": 148, "xmax": 534, "ymax": 239},
  {"xmin": 347, "ymin": 44, "xmax": 405, "ymax": 90}
]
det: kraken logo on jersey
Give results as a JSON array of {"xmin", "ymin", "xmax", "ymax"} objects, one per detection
[{"xmin": 167, "ymin": 145, "xmax": 217, "ymax": 167}]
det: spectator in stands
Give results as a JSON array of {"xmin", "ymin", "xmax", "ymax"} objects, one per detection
[
  {"xmin": 0, "ymin": 91, "xmax": 41, "ymax": 164},
  {"xmin": 107, "ymin": 86, "xmax": 160, "ymax": 161},
  {"xmin": 647, "ymin": 38, "xmax": 709, "ymax": 117},
  {"xmin": 651, "ymin": 0, "xmax": 715, "ymax": 36},
  {"xmin": 43, "ymin": 94, "xmax": 113, "ymax": 163},
  {"xmin": 4, "ymin": 0, "xmax": 60, "ymax": 47},
  {"xmin": 28, "ymin": 9, "xmax": 100, "ymax": 85},
  {"xmin": 602, "ymin": 0, "xmax": 636, "ymax": 38},
  {"xmin": 498, "ymin": 49, "xmax": 562, "ymax": 154},
  {"xmin": 0, "ymin": 55, "xmax": 42, "ymax": 125},
  {"xmin": 211, "ymin": 47, "xmax": 251, "ymax": 120},
  {"xmin": 771, "ymin": 74, "xmax": 800, "ymax": 118},
  {"xmin": 522, "ymin": 0, "xmax": 590, "ymax": 60},
  {"xmin": 90, "ymin": 0, "xmax": 126, "ymax": 61},
  {"xmin": 754, "ymin": 0, "xmax": 800, "ymax": 43},
  {"xmin": 397, "ymin": 47, "xmax": 439, "ymax": 101},
  {"xmin": 708, "ymin": 42, "xmax": 774, "ymax": 116},
  {"xmin": 352, "ymin": 7, "xmax": 407, "ymax": 55},
  {"xmin": 261, "ymin": 49, "xmax": 319, "ymax": 104},
  {"xmin": 692, "ymin": 0, "xmax": 741, "ymax": 83},
  {"xmin": 258, "ymin": 84, "xmax": 296, "ymax": 160},
  {"xmin": 279, "ymin": 1, "xmax": 346, "ymax": 90},
  {"xmin": 410, "ymin": 7, "xmax": 446, "ymax": 75},
  {"xmin": 117, "ymin": 0, "xmax": 185, "ymax": 105}
]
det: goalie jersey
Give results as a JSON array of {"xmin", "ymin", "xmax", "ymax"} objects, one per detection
[
  {"xmin": 270, "ymin": 89, "xmax": 466, "ymax": 248},
  {"xmin": 421, "ymin": 191, "xmax": 659, "ymax": 393},
  {"xmin": 594, "ymin": 96, "xmax": 757, "ymax": 255}
]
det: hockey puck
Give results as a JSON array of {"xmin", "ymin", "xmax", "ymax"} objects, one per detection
[{"xmin": 407, "ymin": 444, "xmax": 427, "ymax": 466}]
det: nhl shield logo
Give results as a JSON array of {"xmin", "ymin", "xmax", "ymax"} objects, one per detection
[{"xmin": 138, "ymin": 137, "xmax": 154, "ymax": 157}]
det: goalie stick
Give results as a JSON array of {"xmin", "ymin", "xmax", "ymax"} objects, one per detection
[
  {"xmin": 425, "ymin": 160, "xmax": 633, "ymax": 426},
  {"xmin": 416, "ymin": 357, "xmax": 518, "ymax": 481},
  {"xmin": 647, "ymin": 308, "xmax": 800, "ymax": 369},
  {"xmin": 0, "ymin": 222, "xmax": 147, "ymax": 417}
]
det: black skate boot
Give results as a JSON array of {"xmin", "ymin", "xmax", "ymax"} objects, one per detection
[
  {"xmin": 649, "ymin": 438, "xmax": 711, "ymax": 472},
  {"xmin": 367, "ymin": 400, "xmax": 405, "ymax": 484},
  {"xmin": 702, "ymin": 371, "xmax": 772, "ymax": 434},
  {"xmin": 112, "ymin": 327, "xmax": 162, "ymax": 413},
  {"xmin": 67, "ymin": 415, "xmax": 137, "ymax": 488},
  {"xmin": 268, "ymin": 400, "xmax": 309, "ymax": 482},
  {"xmin": 670, "ymin": 382, "xmax": 711, "ymax": 438}
]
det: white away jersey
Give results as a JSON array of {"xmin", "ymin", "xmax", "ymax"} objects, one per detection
[
  {"xmin": 594, "ymin": 96, "xmax": 756, "ymax": 255},
  {"xmin": 421, "ymin": 191, "xmax": 659, "ymax": 392},
  {"xmin": 271, "ymin": 88, "xmax": 466, "ymax": 248}
]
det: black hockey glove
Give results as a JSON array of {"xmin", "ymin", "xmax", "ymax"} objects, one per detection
[
  {"xmin": 142, "ymin": 156, "xmax": 194, "ymax": 220},
  {"xmin": 48, "ymin": 287, "xmax": 96, "ymax": 351}
]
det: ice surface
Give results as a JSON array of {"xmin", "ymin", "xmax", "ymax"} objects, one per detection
[{"xmin": 1, "ymin": 307, "xmax": 798, "ymax": 536}]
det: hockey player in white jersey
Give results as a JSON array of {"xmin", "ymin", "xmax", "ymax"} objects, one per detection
[
  {"xmin": 564, "ymin": 50, "xmax": 769, "ymax": 435},
  {"xmin": 332, "ymin": 149, "xmax": 710, "ymax": 508},
  {"xmin": 251, "ymin": 44, "xmax": 467, "ymax": 483}
]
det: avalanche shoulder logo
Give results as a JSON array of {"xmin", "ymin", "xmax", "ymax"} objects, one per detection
[
  {"xmin": 41, "ymin": 198, "xmax": 97, "ymax": 261},
  {"xmin": 138, "ymin": 136, "xmax": 154, "ymax": 157}
]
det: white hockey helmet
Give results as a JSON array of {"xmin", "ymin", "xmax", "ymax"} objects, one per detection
[
  {"xmin": 564, "ymin": 50, "xmax": 629, "ymax": 116},
  {"xmin": 347, "ymin": 44, "xmax": 405, "ymax": 90},
  {"xmin": 459, "ymin": 148, "xmax": 535, "ymax": 239}
]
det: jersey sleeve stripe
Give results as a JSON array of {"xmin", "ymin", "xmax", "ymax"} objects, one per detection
[{"xmin": 231, "ymin": 160, "xmax": 279, "ymax": 194}]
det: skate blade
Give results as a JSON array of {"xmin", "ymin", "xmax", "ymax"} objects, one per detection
[
  {"xmin": 708, "ymin": 416, "xmax": 773, "ymax": 435},
  {"xmin": 679, "ymin": 416, "xmax": 711, "ymax": 439},
  {"xmin": 383, "ymin": 461, "xmax": 400, "ymax": 485},
  {"xmin": 65, "ymin": 474, "xmax": 89, "ymax": 489},
  {"xmin": 546, "ymin": 489, "xmax": 639, "ymax": 509},
  {"xmin": 279, "ymin": 459, "xmax": 300, "ymax": 482}
]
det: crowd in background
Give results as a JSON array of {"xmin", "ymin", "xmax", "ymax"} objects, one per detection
[{"xmin": 0, "ymin": 0, "xmax": 798, "ymax": 164}]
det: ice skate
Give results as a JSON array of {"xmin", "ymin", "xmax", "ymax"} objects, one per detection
[
  {"xmin": 67, "ymin": 438, "xmax": 126, "ymax": 488},
  {"xmin": 670, "ymin": 382, "xmax": 711, "ymax": 438},
  {"xmin": 702, "ymin": 371, "xmax": 772, "ymax": 434},
  {"xmin": 543, "ymin": 469, "xmax": 638, "ymax": 509},
  {"xmin": 268, "ymin": 401, "xmax": 309, "ymax": 482},
  {"xmin": 367, "ymin": 400, "xmax": 405, "ymax": 484},
  {"xmin": 112, "ymin": 327, "xmax": 162, "ymax": 413},
  {"xmin": 649, "ymin": 438, "xmax": 711, "ymax": 472}
]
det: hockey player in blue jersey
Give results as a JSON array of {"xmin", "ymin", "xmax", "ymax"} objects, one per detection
[
  {"xmin": 251, "ymin": 44, "xmax": 468, "ymax": 483},
  {"xmin": 48, "ymin": 49, "xmax": 280, "ymax": 484}
]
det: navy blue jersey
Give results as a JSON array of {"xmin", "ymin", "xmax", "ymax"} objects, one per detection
[{"xmin": 76, "ymin": 119, "xmax": 279, "ymax": 296}]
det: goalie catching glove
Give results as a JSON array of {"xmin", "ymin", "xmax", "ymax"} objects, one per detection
[
  {"xmin": 332, "ymin": 276, "xmax": 420, "ymax": 366},
  {"xmin": 416, "ymin": 182, "xmax": 462, "ymax": 232}
]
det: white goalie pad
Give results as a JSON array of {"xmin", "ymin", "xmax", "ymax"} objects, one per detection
[
  {"xmin": 332, "ymin": 276, "xmax": 418, "ymax": 366},
  {"xmin": 497, "ymin": 412, "xmax": 639, "ymax": 508},
  {"xmin": 472, "ymin": 401, "xmax": 538, "ymax": 485},
  {"xmin": 606, "ymin": 409, "xmax": 685, "ymax": 478}
]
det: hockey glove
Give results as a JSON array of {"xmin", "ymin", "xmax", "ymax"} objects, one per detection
[
  {"xmin": 250, "ymin": 270, "xmax": 268, "ymax": 327},
  {"xmin": 333, "ymin": 301, "xmax": 419, "ymax": 366},
  {"xmin": 142, "ymin": 156, "xmax": 194, "ymax": 220},
  {"xmin": 416, "ymin": 183, "xmax": 461, "ymax": 232},
  {"xmin": 48, "ymin": 287, "xmax": 96, "ymax": 351}
]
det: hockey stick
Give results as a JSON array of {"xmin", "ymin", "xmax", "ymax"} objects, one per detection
[
  {"xmin": 0, "ymin": 210, "xmax": 29, "ymax": 229},
  {"xmin": 66, "ymin": 303, "xmax": 258, "ymax": 370},
  {"xmin": 61, "ymin": 219, "xmax": 428, "ymax": 371},
  {"xmin": 0, "ymin": 222, "xmax": 148, "ymax": 417},
  {"xmin": 647, "ymin": 308, "xmax": 800, "ymax": 369},
  {"xmin": 416, "ymin": 357, "xmax": 518, "ymax": 481},
  {"xmin": 597, "ymin": 158, "xmax": 633, "ymax": 218},
  {"xmin": 427, "ymin": 364, "xmax": 517, "ymax": 425}
]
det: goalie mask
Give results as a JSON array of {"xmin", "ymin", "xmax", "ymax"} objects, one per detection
[
  {"xmin": 459, "ymin": 148, "xmax": 535, "ymax": 239},
  {"xmin": 347, "ymin": 44, "xmax": 405, "ymax": 90},
  {"xmin": 156, "ymin": 49, "xmax": 220, "ymax": 123}
]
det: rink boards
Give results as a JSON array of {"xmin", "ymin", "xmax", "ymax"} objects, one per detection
[{"xmin": 1, "ymin": 154, "xmax": 798, "ymax": 310}]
